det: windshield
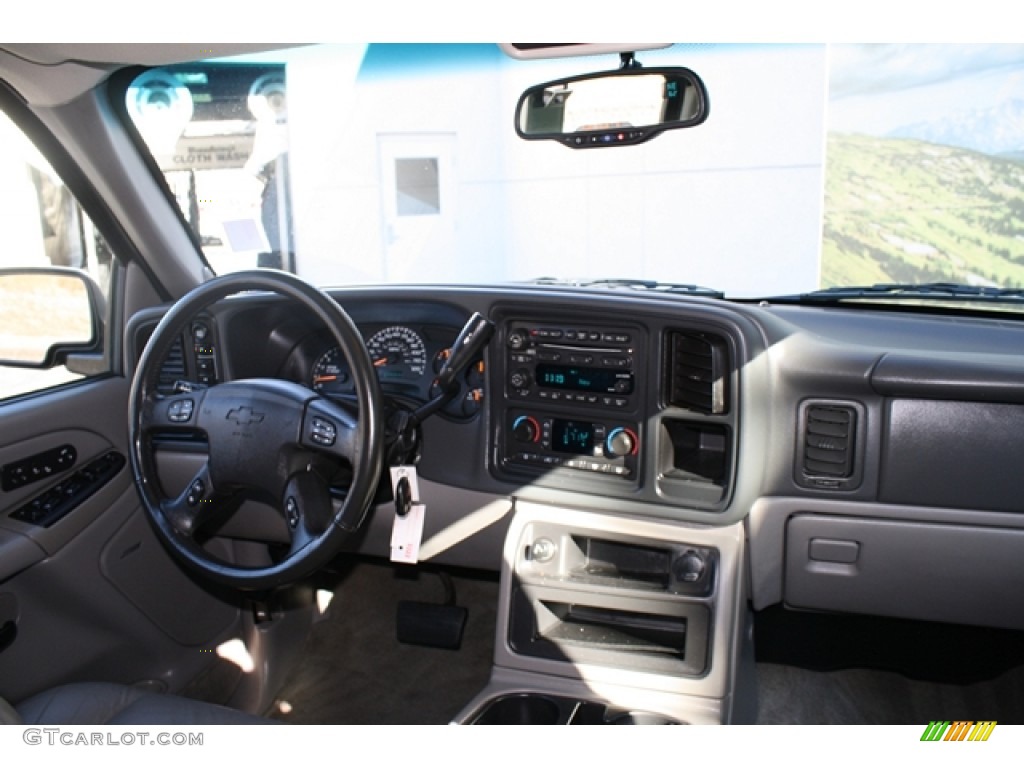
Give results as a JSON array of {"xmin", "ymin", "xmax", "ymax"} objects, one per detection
[{"xmin": 126, "ymin": 43, "xmax": 1024, "ymax": 299}]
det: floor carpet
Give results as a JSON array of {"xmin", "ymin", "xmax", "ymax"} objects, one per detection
[
  {"xmin": 199, "ymin": 559, "xmax": 1024, "ymax": 725},
  {"xmin": 270, "ymin": 558, "xmax": 499, "ymax": 724}
]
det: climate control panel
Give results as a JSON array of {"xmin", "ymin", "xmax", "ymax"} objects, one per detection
[{"xmin": 502, "ymin": 410, "xmax": 640, "ymax": 479}]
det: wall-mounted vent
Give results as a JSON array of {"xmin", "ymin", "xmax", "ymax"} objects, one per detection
[
  {"xmin": 802, "ymin": 403, "xmax": 856, "ymax": 481},
  {"xmin": 157, "ymin": 337, "xmax": 187, "ymax": 394},
  {"xmin": 665, "ymin": 331, "xmax": 728, "ymax": 414}
]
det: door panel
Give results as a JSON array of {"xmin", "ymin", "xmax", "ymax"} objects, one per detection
[{"xmin": 0, "ymin": 375, "xmax": 241, "ymax": 704}]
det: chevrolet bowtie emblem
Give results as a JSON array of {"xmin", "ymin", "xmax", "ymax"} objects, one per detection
[{"xmin": 226, "ymin": 406, "xmax": 265, "ymax": 426}]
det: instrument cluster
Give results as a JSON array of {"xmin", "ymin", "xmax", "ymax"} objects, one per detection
[{"xmin": 309, "ymin": 323, "xmax": 485, "ymax": 420}]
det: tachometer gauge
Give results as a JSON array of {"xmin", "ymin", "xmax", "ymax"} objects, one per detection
[
  {"xmin": 311, "ymin": 347, "xmax": 353, "ymax": 395},
  {"xmin": 366, "ymin": 326, "xmax": 427, "ymax": 380}
]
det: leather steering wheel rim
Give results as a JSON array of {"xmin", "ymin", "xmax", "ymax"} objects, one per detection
[{"xmin": 128, "ymin": 270, "xmax": 383, "ymax": 591}]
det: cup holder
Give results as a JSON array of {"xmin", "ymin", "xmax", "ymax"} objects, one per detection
[
  {"xmin": 473, "ymin": 694, "xmax": 562, "ymax": 725},
  {"xmin": 470, "ymin": 694, "xmax": 682, "ymax": 725},
  {"xmin": 608, "ymin": 711, "xmax": 679, "ymax": 725}
]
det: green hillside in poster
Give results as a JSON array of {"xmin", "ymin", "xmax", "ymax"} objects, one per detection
[{"xmin": 822, "ymin": 133, "xmax": 1024, "ymax": 290}]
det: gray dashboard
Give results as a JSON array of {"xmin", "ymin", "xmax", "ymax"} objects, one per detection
[{"xmin": 129, "ymin": 284, "xmax": 1024, "ymax": 632}]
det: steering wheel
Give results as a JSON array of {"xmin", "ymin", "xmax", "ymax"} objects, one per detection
[{"xmin": 128, "ymin": 271, "xmax": 383, "ymax": 591}]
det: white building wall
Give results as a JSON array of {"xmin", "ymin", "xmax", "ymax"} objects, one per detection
[{"xmin": 283, "ymin": 44, "xmax": 828, "ymax": 297}]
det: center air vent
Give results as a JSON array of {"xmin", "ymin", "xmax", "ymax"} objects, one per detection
[
  {"xmin": 798, "ymin": 401, "xmax": 862, "ymax": 490},
  {"xmin": 664, "ymin": 331, "xmax": 728, "ymax": 414}
]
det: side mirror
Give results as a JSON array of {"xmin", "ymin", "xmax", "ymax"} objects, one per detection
[
  {"xmin": 515, "ymin": 67, "xmax": 709, "ymax": 149},
  {"xmin": 0, "ymin": 268, "xmax": 105, "ymax": 369}
]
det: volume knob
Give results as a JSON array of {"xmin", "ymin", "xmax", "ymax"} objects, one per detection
[{"xmin": 507, "ymin": 331, "xmax": 527, "ymax": 350}]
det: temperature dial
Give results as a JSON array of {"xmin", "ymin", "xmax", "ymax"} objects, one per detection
[
  {"xmin": 512, "ymin": 415, "xmax": 541, "ymax": 443},
  {"xmin": 604, "ymin": 427, "xmax": 637, "ymax": 458}
]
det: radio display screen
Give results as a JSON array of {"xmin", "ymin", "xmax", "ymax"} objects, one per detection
[
  {"xmin": 536, "ymin": 364, "xmax": 633, "ymax": 394},
  {"xmin": 552, "ymin": 419, "xmax": 595, "ymax": 455}
]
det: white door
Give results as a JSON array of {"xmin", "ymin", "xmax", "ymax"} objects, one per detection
[{"xmin": 377, "ymin": 134, "xmax": 457, "ymax": 281}]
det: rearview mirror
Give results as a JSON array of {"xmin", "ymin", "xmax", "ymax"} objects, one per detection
[{"xmin": 515, "ymin": 67, "xmax": 709, "ymax": 149}]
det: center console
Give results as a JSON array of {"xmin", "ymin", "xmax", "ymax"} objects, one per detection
[
  {"xmin": 453, "ymin": 501, "xmax": 754, "ymax": 725},
  {"xmin": 454, "ymin": 309, "xmax": 753, "ymax": 724}
]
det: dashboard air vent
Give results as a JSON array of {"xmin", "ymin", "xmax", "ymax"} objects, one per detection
[
  {"xmin": 802, "ymin": 404, "xmax": 855, "ymax": 479},
  {"xmin": 157, "ymin": 337, "xmax": 187, "ymax": 394},
  {"xmin": 665, "ymin": 331, "xmax": 728, "ymax": 414}
]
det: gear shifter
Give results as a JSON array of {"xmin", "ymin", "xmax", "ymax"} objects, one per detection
[
  {"xmin": 385, "ymin": 312, "xmax": 494, "ymax": 466},
  {"xmin": 412, "ymin": 312, "xmax": 494, "ymax": 424},
  {"xmin": 433, "ymin": 312, "xmax": 494, "ymax": 396}
]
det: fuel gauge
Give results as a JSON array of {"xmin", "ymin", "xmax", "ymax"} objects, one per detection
[{"xmin": 311, "ymin": 347, "xmax": 353, "ymax": 395}]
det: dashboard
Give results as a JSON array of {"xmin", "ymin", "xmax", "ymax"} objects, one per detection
[{"xmin": 129, "ymin": 282, "xmax": 1024, "ymax": 639}]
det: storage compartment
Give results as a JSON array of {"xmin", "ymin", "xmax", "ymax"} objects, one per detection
[
  {"xmin": 521, "ymin": 527, "xmax": 717, "ymax": 598},
  {"xmin": 657, "ymin": 419, "xmax": 729, "ymax": 505},
  {"xmin": 784, "ymin": 514, "xmax": 1024, "ymax": 630},
  {"xmin": 573, "ymin": 537, "xmax": 673, "ymax": 590},
  {"xmin": 509, "ymin": 584, "xmax": 709, "ymax": 676},
  {"xmin": 539, "ymin": 602, "xmax": 688, "ymax": 654}
]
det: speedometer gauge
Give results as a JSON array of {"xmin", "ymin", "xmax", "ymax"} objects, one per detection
[{"xmin": 366, "ymin": 326, "xmax": 427, "ymax": 380}]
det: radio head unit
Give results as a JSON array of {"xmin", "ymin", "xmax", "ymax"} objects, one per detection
[
  {"xmin": 497, "ymin": 319, "xmax": 645, "ymax": 482},
  {"xmin": 505, "ymin": 322, "xmax": 639, "ymax": 408}
]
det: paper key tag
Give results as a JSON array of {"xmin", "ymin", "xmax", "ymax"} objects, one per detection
[
  {"xmin": 390, "ymin": 502, "xmax": 426, "ymax": 564},
  {"xmin": 389, "ymin": 466, "xmax": 425, "ymax": 564}
]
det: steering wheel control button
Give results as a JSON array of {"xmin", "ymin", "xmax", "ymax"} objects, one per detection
[
  {"xmin": 310, "ymin": 417, "xmax": 337, "ymax": 447},
  {"xmin": 285, "ymin": 496, "xmax": 300, "ymax": 528},
  {"xmin": 167, "ymin": 399, "xmax": 195, "ymax": 423},
  {"xmin": 186, "ymin": 479, "xmax": 206, "ymax": 507}
]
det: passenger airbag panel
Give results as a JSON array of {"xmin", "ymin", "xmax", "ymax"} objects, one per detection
[{"xmin": 880, "ymin": 399, "xmax": 1024, "ymax": 513}]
